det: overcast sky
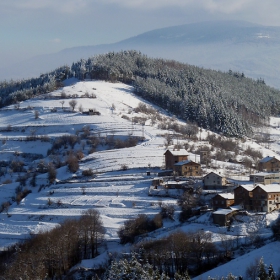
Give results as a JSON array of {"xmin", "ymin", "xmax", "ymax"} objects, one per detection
[{"xmin": 1, "ymin": 0, "xmax": 280, "ymax": 66}]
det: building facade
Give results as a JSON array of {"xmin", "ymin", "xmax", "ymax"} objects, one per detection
[
  {"xmin": 164, "ymin": 149, "xmax": 188, "ymax": 170},
  {"xmin": 249, "ymin": 172, "xmax": 280, "ymax": 185},
  {"xmin": 212, "ymin": 193, "xmax": 235, "ymax": 210},
  {"xmin": 252, "ymin": 184, "xmax": 280, "ymax": 212},
  {"xmin": 258, "ymin": 156, "xmax": 280, "ymax": 172},
  {"xmin": 234, "ymin": 184, "xmax": 254, "ymax": 210},
  {"xmin": 203, "ymin": 172, "xmax": 227, "ymax": 190},
  {"xmin": 173, "ymin": 160, "xmax": 201, "ymax": 176}
]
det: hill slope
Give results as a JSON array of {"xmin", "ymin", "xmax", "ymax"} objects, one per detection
[{"xmin": 1, "ymin": 51, "xmax": 279, "ymax": 137}]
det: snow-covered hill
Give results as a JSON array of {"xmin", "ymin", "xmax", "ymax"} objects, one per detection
[{"xmin": 0, "ymin": 79, "xmax": 280, "ymax": 278}]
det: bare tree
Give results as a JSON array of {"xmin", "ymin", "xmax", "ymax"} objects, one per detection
[
  {"xmin": 80, "ymin": 209, "xmax": 105, "ymax": 258},
  {"xmin": 48, "ymin": 163, "xmax": 57, "ymax": 184},
  {"xmin": 69, "ymin": 99, "xmax": 78, "ymax": 111},
  {"xmin": 59, "ymin": 100, "xmax": 65, "ymax": 109},
  {"xmin": 34, "ymin": 110, "xmax": 39, "ymax": 119}
]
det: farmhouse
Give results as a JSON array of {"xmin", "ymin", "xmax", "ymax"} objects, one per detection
[
  {"xmin": 173, "ymin": 160, "xmax": 201, "ymax": 177},
  {"xmin": 249, "ymin": 172, "xmax": 280, "ymax": 185},
  {"xmin": 234, "ymin": 184, "xmax": 254, "ymax": 210},
  {"xmin": 252, "ymin": 184, "xmax": 280, "ymax": 212},
  {"xmin": 212, "ymin": 209, "xmax": 237, "ymax": 227},
  {"xmin": 203, "ymin": 172, "xmax": 227, "ymax": 190},
  {"xmin": 212, "ymin": 193, "xmax": 234, "ymax": 210},
  {"xmin": 258, "ymin": 156, "xmax": 280, "ymax": 172},
  {"xmin": 164, "ymin": 180, "xmax": 189, "ymax": 189},
  {"xmin": 164, "ymin": 149, "xmax": 188, "ymax": 170}
]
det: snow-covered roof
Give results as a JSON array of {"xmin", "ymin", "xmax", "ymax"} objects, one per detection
[
  {"xmin": 239, "ymin": 184, "xmax": 255, "ymax": 191},
  {"xmin": 166, "ymin": 180, "xmax": 187, "ymax": 185},
  {"xmin": 229, "ymin": 205, "xmax": 243, "ymax": 211},
  {"xmin": 215, "ymin": 193, "xmax": 234, "ymax": 200},
  {"xmin": 256, "ymin": 184, "xmax": 280, "ymax": 193},
  {"xmin": 259, "ymin": 156, "xmax": 280, "ymax": 163},
  {"xmin": 165, "ymin": 149, "xmax": 188, "ymax": 156},
  {"xmin": 250, "ymin": 172, "xmax": 280, "ymax": 177},
  {"xmin": 213, "ymin": 209, "xmax": 235, "ymax": 215},
  {"xmin": 204, "ymin": 171, "xmax": 224, "ymax": 178},
  {"xmin": 174, "ymin": 160, "xmax": 195, "ymax": 166}
]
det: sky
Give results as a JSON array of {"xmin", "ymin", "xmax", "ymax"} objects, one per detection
[{"xmin": 2, "ymin": 0, "xmax": 280, "ymax": 67}]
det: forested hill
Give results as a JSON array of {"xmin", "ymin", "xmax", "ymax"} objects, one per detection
[{"xmin": 1, "ymin": 50, "xmax": 279, "ymax": 136}]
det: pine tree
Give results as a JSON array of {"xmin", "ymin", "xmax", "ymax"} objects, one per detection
[
  {"xmin": 257, "ymin": 257, "xmax": 268, "ymax": 280},
  {"xmin": 268, "ymin": 264, "xmax": 276, "ymax": 280}
]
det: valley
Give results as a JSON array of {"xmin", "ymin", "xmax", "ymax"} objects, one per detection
[{"xmin": 0, "ymin": 78, "xmax": 280, "ymax": 279}]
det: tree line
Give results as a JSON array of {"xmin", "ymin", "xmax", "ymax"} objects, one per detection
[
  {"xmin": 1, "ymin": 51, "xmax": 280, "ymax": 137},
  {"xmin": 0, "ymin": 209, "xmax": 105, "ymax": 279}
]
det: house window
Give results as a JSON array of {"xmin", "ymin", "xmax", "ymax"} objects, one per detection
[
  {"xmin": 269, "ymin": 201, "xmax": 272, "ymax": 204},
  {"xmin": 269, "ymin": 195, "xmax": 271, "ymax": 198}
]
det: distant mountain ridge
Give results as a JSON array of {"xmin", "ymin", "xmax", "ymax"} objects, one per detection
[{"xmin": 1, "ymin": 20, "xmax": 280, "ymax": 88}]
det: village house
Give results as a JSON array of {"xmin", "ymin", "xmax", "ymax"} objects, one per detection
[
  {"xmin": 164, "ymin": 180, "xmax": 189, "ymax": 189},
  {"xmin": 203, "ymin": 172, "xmax": 227, "ymax": 190},
  {"xmin": 234, "ymin": 184, "xmax": 254, "ymax": 210},
  {"xmin": 212, "ymin": 209, "xmax": 237, "ymax": 227},
  {"xmin": 249, "ymin": 172, "xmax": 280, "ymax": 185},
  {"xmin": 252, "ymin": 184, "xmax": 280, "ymax": 212},
  {"xmin": 173, "ymin": 160, "xmax": 201, "ymax": 177},
  {"xmin": 212, "ymin": 193, "xmax": 235, "ymax": 210},
  {"xmin": 164, "ymin": 149, "xmax": 188, "ymax": 170},
  {"xmin": 258, "ymin": 156, "xmax": 280, "ymax": 172}
]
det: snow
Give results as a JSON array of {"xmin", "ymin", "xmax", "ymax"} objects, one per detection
[
  {"xmin": 165, "ymin": 149, "xmax": 189, "ymax": 156},
  {"xmin": 0, "ymin": 79, "xmax": 280, "ymax": 277},
  {"xmin": 193, "ymin": 242, "xmax": 280, "ymax": 280},
  {"xmin": 216, "ymin": 193, "xmax": 234, "ymax": 200},
  {"xmin": 257, "ymin": 184, "xmax": 280, "ymax": 192}
]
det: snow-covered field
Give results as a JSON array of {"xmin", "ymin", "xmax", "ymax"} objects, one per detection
[{"xmin": 0, "ymin": 78, "xmax": 280, "ymax": 277}]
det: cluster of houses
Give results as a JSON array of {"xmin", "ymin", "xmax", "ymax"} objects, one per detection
[{"xmin": 155, "ymin": 149, "xmax": 280, "ymax": 226}]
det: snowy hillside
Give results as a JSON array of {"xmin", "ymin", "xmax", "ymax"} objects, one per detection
[{"xmin": 0, "ymin": 79, "xmax": 280, "ymax": 278}]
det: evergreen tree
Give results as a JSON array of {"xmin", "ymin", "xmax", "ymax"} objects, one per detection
[
  {"xmin": 268, "ymin": 264, "xmax": 276, "ymax": 280},
  {"xmin": 257, "ymin": 257, "xmax": 268, "ymax": 280}
]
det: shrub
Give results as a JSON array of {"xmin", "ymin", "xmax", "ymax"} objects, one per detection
[
  {"xmin": 48, "ymin": 163, "xmax": 57, "ymax": 184},
  {"xmin": 82, "ymin": 168, "xmax": 94, "ymax": 177},
  {"xmin": 66, "ymin": 155, "xmax": 79, "ymax": 173},
  {"xmin": 271, "ymin": 216, "xmax": 280, "ymax": 239},
  {"xmin": 34, "ymin": 110, "xmax": 39, "ymax": 119},
  {"xmin": 118, "ymin": 214, "xmax": 162, "ymax": 244},
  {"xmin": 160, "ymin": 203, "xmax": 175, "ymax": 220},
  {"xmin": 75, "ymin": 150, "xmax": 84, "ymax": 160},
  {"xmin": 121, "ymin": 164, "xmax": 128, "ymax": 171},
  {"xmin": 2, "ymin": 179, "xmax": 12, "ymax": 185}
]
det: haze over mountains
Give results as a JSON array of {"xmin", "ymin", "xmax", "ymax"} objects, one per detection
[{"xmin": 2, "ymin": 20, "xmax": 280, "ymax": 88}]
